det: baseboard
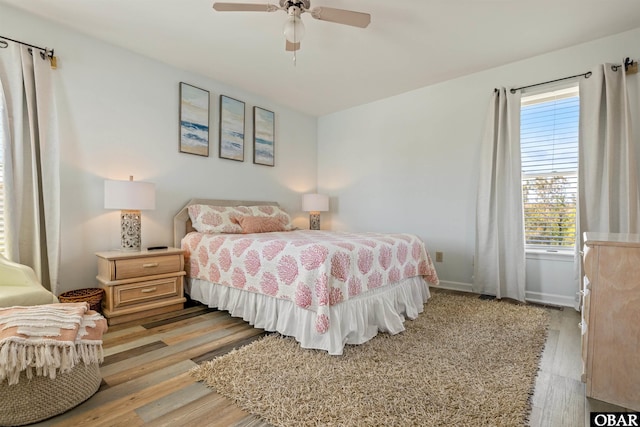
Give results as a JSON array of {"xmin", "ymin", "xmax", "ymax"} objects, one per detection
[
  {"xmin": 434, "ymin": 281, "xmax": 577, "ymax": 308},
  {"xmin": 524, "ymin": 291, "xmax": 577, "ymax": 308},
  {"xmin": 435, "ymin": 281, "xmax": 473, "ymax": 293}
]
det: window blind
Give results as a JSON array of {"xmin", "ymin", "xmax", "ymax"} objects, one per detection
[{"xmin": 521, "ymin": 86, "xmax": 579, "ymax": 248}]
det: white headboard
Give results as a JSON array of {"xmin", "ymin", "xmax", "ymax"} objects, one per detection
[{"xmin": 173, "ymin": 198, "xmax": 279, "ymax": 248}]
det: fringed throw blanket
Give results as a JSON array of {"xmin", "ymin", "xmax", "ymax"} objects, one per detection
[{"xmin": 0, "ymin": 302, "xmax": 108, "ymax": 385}]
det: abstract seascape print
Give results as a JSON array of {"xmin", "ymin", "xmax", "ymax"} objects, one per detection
[
  {"xmin": 179, "ymin": 82, "xmax": 209, "ymax": 156},
  {"xmin": 253, "ymin": 107, "xmax": 274, "ymax": 166}
]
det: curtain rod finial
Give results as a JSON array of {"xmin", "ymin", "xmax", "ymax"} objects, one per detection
[{"xmin": 625, "ymin": 58, "xmax": 638, "ymax": 75}]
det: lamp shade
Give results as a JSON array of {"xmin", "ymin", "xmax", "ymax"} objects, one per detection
[
  {"xmin": 302, "ymin": 193, "xmax": 329, "ymax": 212},
  {"xmin": 104, "ymin": 177, "xmax": 155, "ymax": 211},
  {"xmin": 283, "ymin": 14, "xmax": 305, "ymax": 43}
]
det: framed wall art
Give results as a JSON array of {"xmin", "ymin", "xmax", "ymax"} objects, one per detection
[
  {"xmin": 219, "ymin": 95, "xmax": 245, "ymax": 161},
  {"xmin": 253, "ymin": 106, "xmax": 275, "ymax": 166},
  {"xmin": 179, "ymin": 82, "xmax": 210, "ymax": 156}
]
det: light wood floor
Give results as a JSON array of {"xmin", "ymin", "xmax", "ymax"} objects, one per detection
[
  {"xmin": 31, "ymin": 290, "xmax": 624, "ymax": 427},
  {"xmin": 528, "ymin": 302, "xmax": 633, "ymax": 427},
  {"xmin": 34, "ymin": 302, "xmax": 270, "ymax": 427}
]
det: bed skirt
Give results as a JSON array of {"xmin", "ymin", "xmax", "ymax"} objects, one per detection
[{"xmin": 186, "ymin": 276, "xmax": 431, "ymax": 355}]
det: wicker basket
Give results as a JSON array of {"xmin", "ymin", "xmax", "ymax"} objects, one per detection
[
  {"xmin": 58, "ymin": 288, "xmax": 104, "ymax": 312},
  {"xmin": 0, "ymin": 363, "xmax": 102, "ymax": 426}
]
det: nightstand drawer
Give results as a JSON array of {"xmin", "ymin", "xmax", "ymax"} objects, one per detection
[
  {"xmin": 113, "ymin": 277, "xmax": 180, "ymax": 309},
  {"xmin": 114, "ymin": 255, "xmax": 181, "ymax": 280}
]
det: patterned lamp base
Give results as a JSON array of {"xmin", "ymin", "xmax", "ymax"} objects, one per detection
[
  {"xmin": 309, "ymin": 213, "xmax": 321, "ymax": 231},
  {"xmin": 120, "ymin": 210, "xmax": 142, "ymax": 251}
]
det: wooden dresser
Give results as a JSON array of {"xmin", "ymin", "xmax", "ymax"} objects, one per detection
[
  {"xmin": 96, "ymin": 248, "xmax": 186, "ymax": 325},
  {"xmin": 582, "ymin": 232, "xmax": 640, "ymax": 410}
]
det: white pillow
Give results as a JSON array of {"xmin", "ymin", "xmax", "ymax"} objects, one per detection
[
  {"xmin": 188, "ymin": 204, "xmax": 294, "ymax": 233},
  {"xmin": 188, "ymin": 205, "xmax": 248, "ymax": 234}
]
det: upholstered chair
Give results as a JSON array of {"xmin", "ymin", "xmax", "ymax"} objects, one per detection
[{"xmin": 0, "ymin": 254, "xmax": 58, "ymax": 307}]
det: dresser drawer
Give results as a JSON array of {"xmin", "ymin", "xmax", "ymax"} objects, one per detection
[
  {"xmin": 580, "ymin": 298, "xmax": 589, "ymax": 383},
  {"xmin": 114, "ymin": 255, "xmax": 182, "ymax": 280},
  {"xmin": 582, "ymin": 245, "xmax": 593, "ymax": 280},
  {"xmin": 581, "ymin": 277, "xmax": 591, "ymax": 325},
  {"xmin": 581, "ymin": 327, "xmax": 588, "ymax": 383},
  {"xmin": 112, "ymin": 277, "xmax": 181, "ymax": 309},
  {"xmin": 580, "ymin": 274, "xmax": 591, "ymax": 384}
]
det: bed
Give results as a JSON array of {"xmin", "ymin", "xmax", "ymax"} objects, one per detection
[{"xmin": 174, "ymin": 198, "xmax": 439, "ymax": 355}]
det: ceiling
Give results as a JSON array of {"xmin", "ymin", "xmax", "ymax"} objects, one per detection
[{"xmin": 3, "ymin": 0, "xmax": 640, "ymax": 116}]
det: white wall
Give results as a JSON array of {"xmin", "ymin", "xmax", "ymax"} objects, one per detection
[
  {"xmin": 0, "ymin": 5, "xmax": 318, "ymax": 294},
  {"xmin": 3, "ymin": 4, "xmax": 638, "ymax": 304},
  {"xmin": 318, "ymin": 27, "xmax": 640, "ymax": 306}
]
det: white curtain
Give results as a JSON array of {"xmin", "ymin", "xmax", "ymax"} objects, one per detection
[
  {"xmin": 578, "ymin": 63, "xmax": 640, "ymax": 247},
  {"xmin": 474, "ymin": 88, "xmax": 526, "ymax": 301},
  {"xmin": 0, "ymin": 43, "xmax": 60, "ymax": 294}
]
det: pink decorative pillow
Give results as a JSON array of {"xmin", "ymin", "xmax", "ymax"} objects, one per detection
[
  {"xmin": 232, "ymin": 216, "xmax": 288, "ymax": 234},
  {"xmin": 244, "ymin": 205, "xmax": 295, "ymax": 230}
]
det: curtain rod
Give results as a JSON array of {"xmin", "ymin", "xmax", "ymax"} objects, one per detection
[
  {"xmin": 0, "ymin": 34, "xmax": 55, "ymax": 59},
  {"xmin": 509, "ymin": 71, "xmax": 592, "ymax": 94},
  {"xmin": 508, "ymin": 57, "xmax": 637, "ymax": 94}
]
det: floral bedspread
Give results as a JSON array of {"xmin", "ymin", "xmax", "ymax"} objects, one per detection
[{"xmin": 182, "ymin": 230, "xmax": 439, "ymax": 334}]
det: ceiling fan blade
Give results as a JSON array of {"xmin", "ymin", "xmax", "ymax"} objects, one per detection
[
  {"xmin": 285, "ymin": 40, "xmax": 300, "ymax": 52},
  {"xmin": 310, "ymin": 7, "xmax": 370, "ymax": 28},
  {"xmin": 213, "ymin": 2, "xmax": 278, "ymax": 12}
]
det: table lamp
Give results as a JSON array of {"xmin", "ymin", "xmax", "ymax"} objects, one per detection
[
  {"xmin": 104, "ymin": 176, "xmax": 155, "ymax": 251},
  {"xmin": 302, "ymin": 193, "xmax": 329, "ymax": 230}
]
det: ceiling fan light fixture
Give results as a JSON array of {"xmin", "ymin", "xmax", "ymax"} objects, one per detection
[
  {"xmin": 213, "ymin": 1, "xmax": 371, "ymax": 54},
  {"xmin": 283, "ymin": 8, "xmax": 305, "ymax": 43}
]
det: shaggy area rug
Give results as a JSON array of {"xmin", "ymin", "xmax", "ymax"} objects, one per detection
[{"xmin": 191, "ymin": 291, "xmax": 549, "ymax": 426}]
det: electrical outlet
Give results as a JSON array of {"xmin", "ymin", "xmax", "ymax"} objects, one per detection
[{"xmin": 435, "ymin": 251, "xmax": 443, "ymax": 262}]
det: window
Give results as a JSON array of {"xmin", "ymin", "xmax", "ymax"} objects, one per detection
[{"xmin": 521, "ymin": 85, "xmax": 579, "ymax": 250}]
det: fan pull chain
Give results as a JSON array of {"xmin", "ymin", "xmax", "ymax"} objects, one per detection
[{"xmin": 293, "ymin": 13, "xmax": 297, "ymax": 66}]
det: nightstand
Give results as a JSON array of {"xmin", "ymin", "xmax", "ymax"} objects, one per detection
[{"xmin": 96, "ymin": 248, "xmax": 186, "ymax": 325}]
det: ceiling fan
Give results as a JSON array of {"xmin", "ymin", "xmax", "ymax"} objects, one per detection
[{"xmin": 212, "ymin": 1, "xmax": 371, "ymax": 52}]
